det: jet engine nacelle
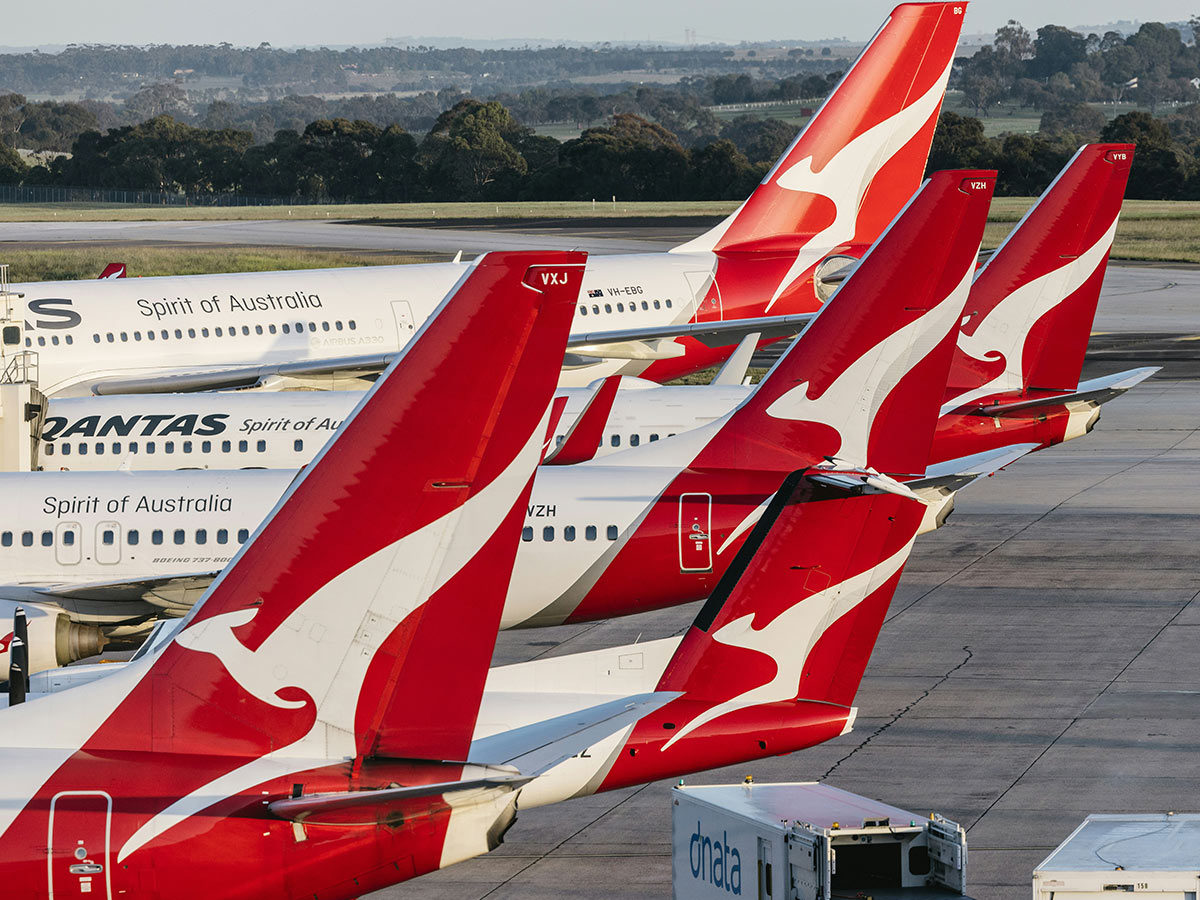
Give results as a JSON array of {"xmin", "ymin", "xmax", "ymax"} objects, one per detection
[{"xmin": 0, "ymin": 600, "xmax": 106, "ymax": 679}]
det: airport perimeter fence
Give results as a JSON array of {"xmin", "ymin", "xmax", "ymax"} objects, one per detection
[{"xmin": 0, "ymin": 183, "xmax": 347, "ymax": 207}]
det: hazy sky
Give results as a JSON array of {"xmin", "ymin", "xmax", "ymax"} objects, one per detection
[{"xmin": 4, "ymin": 1, "xmax": 1196, "ymax": 47}]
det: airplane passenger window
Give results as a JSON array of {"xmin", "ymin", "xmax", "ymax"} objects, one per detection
[
  {"xmin": 146, "ymin": 331, "xmax": 155, "ymax": 341},
  {"xmin": 217, "ymin": 529, "xmax": 228, "ymax": 544},
  {"xmin": 268, "ymin": 325, "xmax": 277, "ymax": 334},
  {"xmin": 296, "ymin": 322, "xmax": 304, "ymax": 332},
  {"xmin": 113, "ymin": 442, "xmax": 121, "ymax": 454},
  {"xmin": 349, "ymin": 320, "xmax": 357, "ymax": 330},
  {"xmin": 78, "ymin": 443, "xmax": 87, "ymax": 456},
  {"xmin": 215, "ymin": 327, "xmax": 223, "ymax": 337},
  {"xmin": 1, "ymin": 532, "xmax": 10, "ymax": 547},
  {"xmin": 164, "ymin": 442, "xmax": 174, "ymax": 454},
  {"xmin": 605, "ymin": 304, "xmax": 612, "ymax": 313},
  {"xmin": 607, "ymin": 525, "xmax": 619, "ymax": 540},
  {"xmin": 51, "ymin": 336, "xmax": 59, "ymax": 345},
  {"xmin": 222, "ymin": 441, "xmax": 231, "ymax": 453},
  {"xmin": 63, "ymin": 531, "xmax": 75, "ymax": 546},
  {"xmin": 41, "ymin": 531, "xmax": 52, "ymax": 547},
  {"xmin": 237, "ymin": 528, "xmax": 249, "ymax": 543},
  {"xmin": 521, "ymin": 527, "xmax": 533, "ymax": 542},
  {"xmin": 44, "ymin": 444, "xmax": 53, "ymax": 456},
  {"xmin": 580, "ymin": 306, "xmax": 587, "ymax": 316},
  {"xmin": 257, "ymin": 440, "xmax": 266, "ymax": 453},
  {"xmin": 65, "ymin": 335, "xmax": 73, "ymax": 345},
  {"xmin": 93, "ymin": 334, "xmax": 100, "ymax": 343},
  {"xmin": 543, "ymin": 526, "xmax": 554, "ymax": 541},
  {"xmin": 322, "ymin": 322, "xmax": 330, "ymax": 331},
  {"xmin": 37, "ymin": 336, "xmax": 45, "ymax": 346},
  {"xmin": 617, "ymin": 303, "xmax": 624, "ymax": 312},
  {"xmin": 129, "ymin": 442, "xmax": 138, "ymax": 453},
  {"xmin": 649, "ymin": 433, "xmax": 659, "ymax": 442},
  {"xmin": 21, "ymin": 531, "xmax": 32, "ymax": 547},
  {"xmin": 666, "ymin": 300, "xmax": 673, "ymax": 308},
  {"xmin": 238, "ymin": 440, "xmax": 248, "ymax": 453},
  {"xmin": 642, "ymin": 301, "xmax": 649, "ymax": 310},
  {"xmin": 188, "ymin": 328, "xmax": 196, "ymax": 338},
  {"xmin": 201, "ymin": 328, "xmax": 209, "ymax": 337},
  {"xmin": 95, "ymin": 442, "xmax": 104, "ymax": 455},
  {"xmin": 146, "ymin": 441, "xmax": 155, "ymax": 453},
  {"xmin": 243, "ymin": 326, "xmax": 251, "ymax": 335},
  {"xmin": 120, "ymin": 332, "xmax": 128, "ymax": 341},
  {"xmin": 308, "ymin": 322, "xmax": 316, "ymax": 332},
  {"xmin": 255, "ymin": 325, "xmax": 263, "ymax": 335},
  {"xmin": 196, "ymin": 529, "xmax": 207, "ymax": 545},
  {"xmin": 174, "ymin": 529, "xmax": 185, "ymax": 545},
  {"xmin": 101, "ymin": 530, "xmax": 114, "ymax": 545},
  {"xmin": 152, "ymin": 530, "xmax": 163, "ymax": 545},
  {"xmin": 630, "ymin": 434, "xmax": 640, "ymax": 447},
  {"xmin": 61, "ymin": 443, "xmax": 70, "ymax": 456},
  {"xmin": 128, "ymin": 530, "xmax": 139, "ymax": 545},
  {"xmin": 183, "ymin": 441, "xmax": 192, "ymax": 453},
  {"xmin": 107, "ymin": 333, "xmax": 115, "ymax": 343},
  {"xmin": 564, "ymin": 526, "xmax": 576, "ymax": 542},
  {"xmin": 134, "ymin": 332, "xmax": 142, "ymax": 341},
  {"xmin": 592, "ymin": 305, "xmax": 599, "ymax": 314},
  {"xmin": 611, "ymin": 434, "xmax": 620, "ymax": 447},
  {"xmin": 202, "ymin": 441, "xmax": 211, "ymax": 452},
  {"xmin": 294, "ymin": 439, "xmax": 303, "ymax": 452},
  {"xmin": 175, "ymin": 329, "xmax": 183, "ymax": 338},
  {"xmin": 161, "ymin": 330, "xmax": 169, "ymax": 339},
  {"xmin": 585, "ymin": 525, "xmax": 597, "ymax": 541},
  {"xmin": 23, "ymin": 338, "xmax": 30, "ymax": 348}
]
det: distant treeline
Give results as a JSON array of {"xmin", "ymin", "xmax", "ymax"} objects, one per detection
[
  {"xmin": 0, "ymin": 41, "xmax": 847, "ymax": 101},
  {"xmin": 0, "ymin": 98, "xmax": 1197, "ymax": 203},
  {"xmin": 0, "ymin": 102, "xmax": 800, "ymax": 202}
]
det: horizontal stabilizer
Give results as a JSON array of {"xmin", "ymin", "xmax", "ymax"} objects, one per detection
[
  {"xmin": 910, "ymin": 443, "xmax": 1038, "ymax": 495},
  {"xmin": 468, "ymin": 691, "xmax": 678, "ymax": 776},
  {"xmin": 972, "ymin": 367, "xmax": 1159, "ymax": 416},
  {"xmin": 267, "ymin": 770, "xmax": 530, "ymax": 826}
]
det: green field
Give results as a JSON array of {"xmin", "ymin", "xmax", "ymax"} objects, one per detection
[
  {"xmin": 0, "ymin": 200, "xmax": 742, "ymax": 223},
  {"xmin": 1, "ymin": 197, "xmax": 1198, "ymax": 277}
]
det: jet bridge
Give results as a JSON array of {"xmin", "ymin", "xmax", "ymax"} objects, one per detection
[{"xmin": 0, "ymin": 263, "xmax": 46, "ymax": 472}]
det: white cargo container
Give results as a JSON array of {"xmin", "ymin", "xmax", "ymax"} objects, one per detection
[
  {"xmin": 671, "ymin": 782, "xmax": 966, "ymax": 900},
  {"xmin": 1034, "ymin": 814, "xmax": 1200, "ymax": 899}
]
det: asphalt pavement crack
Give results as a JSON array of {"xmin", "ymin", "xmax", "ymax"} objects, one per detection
[{"xmin": 819, "ymin": 645, "xmax": 973, "ymax": 782}]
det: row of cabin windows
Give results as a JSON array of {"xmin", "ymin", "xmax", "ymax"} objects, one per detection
[
  {"xmin": 45, "ymin": 438, "xmax": 306, "ymax": 457},
  {"xmin": 521, "ymin": 524, "xmax": 620, "ymax": 542},
  {"xmin": 23, "ymin": 335, "xmax": 74, "ymax": 346},
  {"xmin": 75, "ymin": 320, "xmax": 357, "ymax": 346},
  {"xmin": 578, "ymin": 298, "xmax": 673, "ymax": 317},
  {"xmin": 552, "ymin": 432, "xmax": 677, "ymax": 449},
  {"xmin": 1, "ymin": 527, "xmax": 252, "ymax": 548}
]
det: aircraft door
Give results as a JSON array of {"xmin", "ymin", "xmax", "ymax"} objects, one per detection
[
  {"xmin": 55, "ymin": 522, "xmax": 82, "ymax": 566},
  {"xmin": 95, "ymin": 522, "xmax": 121, "ymax": 566},
  {"xmin": 678, "ymin": 492, "xmax": 712, "ymax": 573},
  {"xmin": 684, "ymin": 271, "xmax": 722, "ymax": 322},
  {"xmin": 48, "ymin": 791, "xmax": 112, "ymax": 899},
  {"xmin": 391, "ymin": 301, "xmax": 416, "ymax": 348}
]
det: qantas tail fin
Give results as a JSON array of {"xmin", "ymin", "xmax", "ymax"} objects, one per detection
[
  {"xmin": 676, "ymin": 3, "xmax": 964, "ymax": 264},
  {"xmin": 945, "ymin": 144, "xmax": 1134, "ymax": 412},
  {"xmin": 98, "ymin": 263, "xmax": 126, "ymax": 279},
  {"xmin": 138, "ymin": 250, "xmax": 584, "ymax": 764},
  {"xmin": 693, "ymin": 170, "xmax": 995, "ymax": 477}
]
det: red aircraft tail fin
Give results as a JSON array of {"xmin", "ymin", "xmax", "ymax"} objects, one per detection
[
  {"xmin": 695, "ymin": 170, "xmax": 994, "ymax": 478},
  {"xmin": 945, "ymin": 144, "xmax": 1134, "ymax": 411},
  {"xmin": 98, "ymin": 263, "xmax": 126, "ymax": 279},
  {"xmin": 128, "ymin": 250, "xmax": 584, "ymax": 764},
  {"xmin": 679, "ymin": 3, "xmax": 965, "ymax": 272}
]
